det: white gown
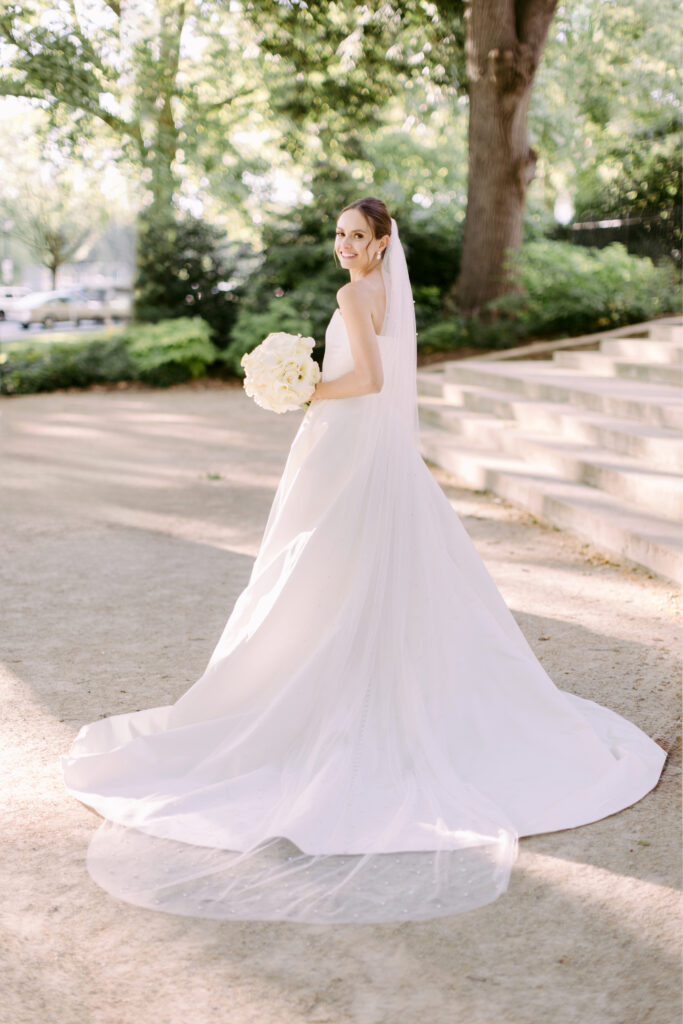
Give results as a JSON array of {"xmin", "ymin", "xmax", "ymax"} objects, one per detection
[{"xmin": 62, "ymin": 271, "xmax": 666, "ymax": 924}]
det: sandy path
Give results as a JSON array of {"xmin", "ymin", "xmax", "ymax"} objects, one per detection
[{"xmin": 1, "ymin": 384, "xmax": 680, "ymax": 1024}]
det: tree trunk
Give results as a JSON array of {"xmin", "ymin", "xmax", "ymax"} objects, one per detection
[
  {"xmin": 449, "ymin": 0, "xmax": 557, "ymax": 314},
  {"xmin": 133, "ymin": 1, "xmax": 185, "ymax": 319}
]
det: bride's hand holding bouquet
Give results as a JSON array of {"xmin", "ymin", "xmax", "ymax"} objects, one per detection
[{"xmin": 240, "ymin": 331, "xmax": 321, "ymax": 414}]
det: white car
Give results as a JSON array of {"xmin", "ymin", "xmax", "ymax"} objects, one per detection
[
  {"xmin": 8, "ymin": 286, "xmax": 132, "ymax": 329},
  {"xmin": 0, "ymin": 286, "xmax": 31, "ymax": 321}
]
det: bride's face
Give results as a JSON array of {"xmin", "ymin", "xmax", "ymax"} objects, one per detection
[{"xmin": 335, "ymin": 209, "xmax": 385, "ymax": 273}]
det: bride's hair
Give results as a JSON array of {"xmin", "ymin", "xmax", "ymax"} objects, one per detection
[{"xmin": 340, "ymin": 197, "xmax": 392, "ymax": 259}]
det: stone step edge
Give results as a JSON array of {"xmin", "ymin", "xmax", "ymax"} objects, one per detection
[
  {"xmin": 419, "ymin": 403, "xmax": 682, "ymax": 495},
  {"xmin": 418, "ymin": 399, "xmax": 683, "ymax": 518},
  {"xmin": 435, "ymin": 359, "xmax": 683, "ymax": 395},
  {"xmin": 554, "ymin": 350, "xmax": 683, "ymax": 370},
  {"xmin": 600, "ymin": 339, "xmax": 683, "ymax": 364},
  {"xmin": 459, "ymin": 317, "xmax": 683, "ymax": 363},
  {"xmin": 424, "ymin": 363, "xmax": 683, "ymax": 430},
  {"xmin": 417, "ymin": 363, "xmax": 683, "ymax": 402},
  {"xmin": 416, "ymin": 388, "xmax": 683, "ymax": 443},
  {"xmin": 551, "ymin": 353, "xmax": 683, "ymax": 385},
  {"xmin": 492, "ymin": 428, "xmax": 683, "ymax": 520},
  {"xmin": 419, "ymin": 427, "xmax": 682, "ymax": 583},
  {"xmin": 418, "ymin": 399, "xmax": 683, "ymax": 481},
  {"xmin": 419, "ymin": 425, "xmax": 681, "ymax": 536}
]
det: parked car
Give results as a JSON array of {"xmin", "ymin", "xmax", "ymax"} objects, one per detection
[
  {"xmin": 8, "ymin": 289, "xmax": 75, "ymax": 329},
  {"xmin": 74, "ymin": 285, "xmax": 133, "ymax": 323},
  {"xmin": 8, "ymin": 286, "xmax": 132, "ymax": 328},
  {"xmin": 0, "ymin": 286, "xmax": 31, "ymax": 321}
]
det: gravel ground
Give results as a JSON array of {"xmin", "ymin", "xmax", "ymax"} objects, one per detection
[{"xmin": 1, "ymin": 384, "xmax": 680, "ymax": 1024}]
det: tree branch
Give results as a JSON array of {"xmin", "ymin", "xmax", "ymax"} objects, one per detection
[
  {"xmin": 64, "ymin": 0, "xmax": 108, "ymax": 75},
  {"xmin": 0, "ymin": 74, "xmax": 142, "ymax": 148},
  {"xmin": 200, "ymin": 84, "xmax": 260, "ymax": 113},
  {"xmin": 0, "ymin": 79, "xmax": 46, "ymax": 102}
]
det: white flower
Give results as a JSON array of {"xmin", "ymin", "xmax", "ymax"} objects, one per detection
[{"xmin": 241, "ymin": 331, "xmax": 321, "ymax": 414}]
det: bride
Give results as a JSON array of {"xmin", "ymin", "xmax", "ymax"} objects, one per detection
[{"xmin": 62, "ymin": 197, "xmax": 666, "ymax": 923}]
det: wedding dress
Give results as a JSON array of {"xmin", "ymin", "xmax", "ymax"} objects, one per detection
[{"xmin": 62, "ymin": 219, "xmax": 666, "ymax": 923}]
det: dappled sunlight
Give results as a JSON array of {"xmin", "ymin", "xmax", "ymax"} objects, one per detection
[
  {"xmin": 10, "ymin": 407, "xmax": 290, "ymax": 454},
  {"xmin": 89, "ymin": 501, "xmax": 264, "ymax": 558},
  {"xmin": 15, "ymin": 421, "xmax": 111, "ymax": 441},
  {"xmin": 516, "ymin": 849, "xmax": 681, "ymax": 955},
  {"xmin": 0, "ymin": 662, "xmax": 75, "ymax": 808},
  {"xmin": 1, "ymin": 392, "xmax": 296, "ymax": 558},
  {"xmin": 3, "ymin": 450, "xmax": 283, "ymax": 493}
]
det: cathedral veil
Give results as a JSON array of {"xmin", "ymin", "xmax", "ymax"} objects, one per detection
[{"xmin": 79, "ymin": 218, "xmax": 520, "ymax": 923}]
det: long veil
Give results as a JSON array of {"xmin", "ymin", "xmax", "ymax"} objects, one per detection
[
  {"xmin": 376, "ymin": 216, "xmax": 420, "ymax": 445},
  {"xmin": 78, "ymin": 218, "xmax": 519, "ymax": 922}
]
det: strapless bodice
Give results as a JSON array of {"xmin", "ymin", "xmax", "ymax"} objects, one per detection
[{"xmin": 321, "ymin": 308, "xmax": 389, "ymax": 382}]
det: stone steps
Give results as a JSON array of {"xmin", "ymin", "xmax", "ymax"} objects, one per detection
[
  {"xmin": 419, "ymin": 398, "xmax": 683, "ymax": 519},
  {"xmin": 600, "ymin": 337, "xmax": 682, "ymax": 364},
  {"xmin": 419, "ymin": 392, "xmax": 682, "ymax": 473},
  {"xmin": 642, "ymin": 322, "xmax": 683, "ymax": 343},
  {"xmin": 418, "ymin": 318, "xmax": 683, "ymax": 582},
  {"xmin": 420, "ymin": 424, "xmax": 682, "ymax": 582},
  {"xmin": 552, "ymin": 350, "xmax": 682, "ymax": 386},
  {"xmin": 426, "ymin": 362, "xmax": 683, "ymax": 431}
]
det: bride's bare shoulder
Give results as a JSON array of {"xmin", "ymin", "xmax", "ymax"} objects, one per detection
[
  {"xmin": 336, "ymin": 281, "xmax": 374, "ymax": 320},
  {"xmin": 336, "ymin": 281, "xmax": 365, "ymax": 307}
]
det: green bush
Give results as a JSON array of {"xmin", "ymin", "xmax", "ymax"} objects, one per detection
[
  {"xmin": 0, "ymin": 334, "xmax": 133, "ymax": 395},
  {"xmin": 124, "ymin": 317, "xmax": 218, "ymax": 386},
  {"xmin": 416, "ymin": 315, "xmax": 515, "ymax": 354},
  {"xmin": 0, "ymin": 317, "xmax": 218, "ymax": 394},
  {"xmin": 219, "ymin": 296, "xmax": 319, "ymax": 377},
  {"xmin": 419, "ymin": 240, "xmax": 681, "ymax": 354},
  {"xmin": 134, "ymin": 213, "xmax": 244, "ymax": 347},
  {"xmin": 489, "ymin": 240, "xmax": 680, "ymax": 338}
]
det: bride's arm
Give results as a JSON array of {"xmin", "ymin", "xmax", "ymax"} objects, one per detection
[{"xmin": 310, "ymin": 284, "xmax": 384, "ymax": 401}]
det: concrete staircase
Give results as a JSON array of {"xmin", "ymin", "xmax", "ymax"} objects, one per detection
[{"xmin": 418, "ymin": 319, "xmax": 683, "ymax": 582}]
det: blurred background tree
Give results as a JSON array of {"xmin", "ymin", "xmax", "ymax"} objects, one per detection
[
  {"xmin": 3, "ymin": 175, "xmax": 104, "ymax": 288},
  {"xmin": 0, "ymin": 0, "xmax": 266, "ymax": 310}
]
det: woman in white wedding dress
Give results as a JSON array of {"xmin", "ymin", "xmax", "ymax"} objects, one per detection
[{"xmin": 62, "ymin": 197, "xmax": 666, "ymax": 923}]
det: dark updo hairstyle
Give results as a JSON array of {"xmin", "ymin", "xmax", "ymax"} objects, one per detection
[{"xmin": 339, "ymin": 197, "xmax": 392, "ymax": 259}]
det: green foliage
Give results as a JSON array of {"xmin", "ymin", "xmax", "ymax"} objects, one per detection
[
  {"xmin": 220, "ymin": 296, "xmax": 318, "ymax": 377},
  {"xmin": 134, "ymin": 214, "xmax": 243, "ymax": 346},
  {"xmin": 123, "ymin": 317, "xmax": 218, "ymax": 386},
  {"xmin": 419, "ymin": 241, "xmax": 681, "ymax": 353},
  {"xmin": 529, "ymin": 0, "xmax": 682, "ymax": 259},
  {"xmin": 400, "ymin": 215, "xmax": 464, "ymax": 326},
  {"xmin": 416, "ymin": 315, "xmax": 513, "ymax": 354},
  {"xmin": 0, "ymin": 334, "xmax": 132, "ymax": 395},
  {"xmin": 240, "ymin": 0, "xmax": 466, "ymax": 164},
  {"xmin": 492, "ymin": 241, "xmax": 680, "ymax": 336},
  {"xmin": 0, "ymin": 317, "xmax": 218, "ymax": 393},
  {"xmin": 219, "ymin": 168, "xmax": 353, "ymax": 373}
]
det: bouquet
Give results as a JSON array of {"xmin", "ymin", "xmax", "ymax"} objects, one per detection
[{"xmin": 241, "ymin": 332, "xmax": 321, "ymax": 414}]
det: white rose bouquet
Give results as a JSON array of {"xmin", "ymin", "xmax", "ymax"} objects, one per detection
[{"xmin": 240, "ymin": 332, "xmax": 321, "ymax": 414}]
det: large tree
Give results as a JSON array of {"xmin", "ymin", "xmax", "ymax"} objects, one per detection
[{"xmin": 444, "ymin": 0, "xmax": 557, "ymax": 311}]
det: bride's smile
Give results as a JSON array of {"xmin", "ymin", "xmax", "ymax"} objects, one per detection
[{"xmin": 335, "ymin": 207, "xmax": 388, "ymax": 281}]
